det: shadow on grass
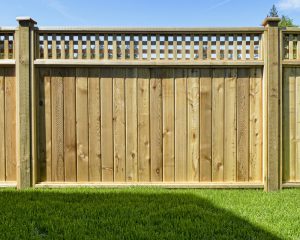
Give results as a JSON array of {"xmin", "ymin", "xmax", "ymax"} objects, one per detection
[{"xmin": 0, "ymin": 189, "xmax": 280, "ymax": 239}]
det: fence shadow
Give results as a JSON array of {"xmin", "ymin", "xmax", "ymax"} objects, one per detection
[{"xmin": 0, "ymin": 189, "xmax": 280, "ymax": 239}]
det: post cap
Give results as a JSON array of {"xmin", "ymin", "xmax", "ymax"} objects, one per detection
[
  {"xmin": 262, "ymin": 17, "xmax": 281, "ymax": 27},
  {"xmin": 16, "ymin": 16, "xmax": 37, "ymax": 25}
]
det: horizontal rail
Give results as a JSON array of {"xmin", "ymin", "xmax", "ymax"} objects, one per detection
[
  {"xmin": 35, "ymin": 182, "xmax": 264, "ymax": 189},
  {"xmin": 282, "ymin": 182, "xmax": 300, "ymax": 188},
  {"xmin": 0, "ymin": 182, "xmax": 17, "ymax": 188},
  {"xmin": 34, "ymin": 59, "xmax": 264, "ymax": 66},
  {"xmin": 0, "ymin": 59, "xmax": 15, "ymax": 65},
  {"xmin": 37, "ymin": 27, "xmax": 265, "ymax": 33},
  {"xmin": 282, "ymin": 60, "xmax": 300, "ymax": 66}
]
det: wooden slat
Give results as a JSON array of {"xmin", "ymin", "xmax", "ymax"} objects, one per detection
[
  {"xmin": 249, "ymin": 68, "xmax": 263, "ymax": 182},
  {"xmin": 224, "ymin": 35, "xmax": 229, "ymax": 60},
  {"xmin": 52, "ymin": 34, "xmax": 57, "ymax": 59},
  {"xmin": 51, "ymin": 68, "xmax": 64, "ymax": 181},
  {"xmin": 86, "ymin": 34, "xmax": 91, "ymax": 59},
  {"xmin": 224, "ymin": 68, "xmax": 237, "ymax": 182},
  {"xmin": 64, "ymin": 68, "xmax": 76, "ymax": 182},
  {"xmin": 4, "ymin": 35, "xmax": 9, "ymax": 59},
  {"xmin": 187, "ymin": 68, "xmax": 200, "ymax": 182},
  {"xmin": 121, "ymin": 34, "xmax": 125, "ymax": 61},
  {"xmin": 101, "ymin": 68, "xmax": 114, "ymax": 181},
  {"xmin": 175, "ymin": 69, "xmax": 187, "ymax": 181},
  {"xmin": 5, "ymin": 68, "xmax": 16, "ymax": 181},
  {"xmin": 233, "ymin": 34, "xmax": 238, "ymax": 60},
  {"xmin": 242, "ymin": 34, "xmax": 246, "ymax": 60},
  {"xmin": 216, "ymin": 35, "xmax": 220, "ymax": 60},
  {"xmin": 138, "ymin": 34, "xmax": 143, "ymax": 60},
  {"xmin": 104, "ymin": 34, "xmax": 108, "ymax": 60},
  {"xmin": 0, "ymin": 68, "xmax": 5, "ymax": 181},
  {"xmin": 164, "ymin": 35, "xmax": 168, "ymax": 60},
  {"xmin": 289, "ymin": 34, "xmax": 294, "ymax": 60},
  {"xmin": 130, "ymin": 35, "xmax": 134, "ymax": 60},
  {"xmin": 112, "ymin": 34, "xmax": 117, "ymax": 60},
  {"xmin": 95, "ymin": 34, "xmax": 100, "ymax": 59},
  {"xmin": 198, "ymin": 35, "xmax": 203, "ymax": 60},
  {"xmin": 182, "ymin": 35, "xmax": 186, "ymax": 60},
  {"xmin": 69, "ymin": 35, "xmax": 74, "ymax": 59},
  {"xmin": 283, "ymin": 68, "xmax": 291, "ymax": 182},
  {"xmin": 297, "ymin": 35, "xmax": 300, "ymax": 60},
  {"xmin": 78, "ymin": 35, "xmax": 82, "ymax": 59},
  {"xmin": 162, "ymin": 68, "xmax": 175, "ymax": 182},
  {"xmin": 113, "ymin": 68, "xmax": 126, "ymax": 182},
  {"xmin": 44, "ymin": 69, "xmax": 52, "ymax": 181},
  {"xmin": 150, "ymin": 68, "xmax": 163, "ymax": 181},
  {"xmin": 250, "ymin": 34, "xmax": 254, "ymax": 60},
  {"xmin": 137, "ymin": 68, "xmax": 150, "ymax": 181},
  {"xmin": 88, "ymin": 68, "xmax": 101, "ymax": 181},
  {"xmin": 237, "ymin": 68, "xmax": 250, "ymax": 181},
  {"xmin": 200, "ymin": 68, "xmax": 212, "ymax": 182},
  {"xmin": 212, "ymin": 68, "xmax": 224, "ymax": 182},
  {"xmin": 173, "ymin": 36, "xmax": 177, "ymax": 60},
  {"xmin": 156, "ymin": 34, "xmax": 160, "ymax": 60},
  {"xmin": 43, "ymin": 34, "xmax": 48, "ymax": 59},
  {"xmin": 125, "ymin": 68, "xmax": 138, "ymax": 182},
  {"xmin": 207, "ymin": 35, "xmax": 211, "ymax": 60},
  {"xmin": 190, "ymin": 35, "xmax": 195, "ymax": 60},
  {"xmin": 296, "ymin": 68, "xmax": 300, "ymax": 181},
  {"xmin": 61, "ymin": 34, "xmax": 65, "ymax": 59},
  {"xmin": 76, "ymin": 68, "xmax": 89, "ymax": 182}
]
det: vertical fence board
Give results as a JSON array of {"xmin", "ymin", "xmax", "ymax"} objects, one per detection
[
  {"xmin": 101, "ymin": 68, "xmax": 114, "ymax": 181},
  {"xmin": 0, "ymin": 69, "xmax": 5, "ymax": 181},
  {"xmin": 212, "ymin": 69, "xmax": 224, "ymax": 182},
  {"xmin": 237, "ymin": 68, "xmax": 250, "ymax": 181},
  {"xmin": 187, "ymin": 68, "xmax": 200, "ymax": 182},
  {"xmin": 76, "ymin": 68, "xmax": 89, "ymax": 182},
  {"xmin": 51, "ymin": 68, "xmax": 64, "ymax": 181},
  {"xmin": 224, "ymin": 68, "xmax": 237, "ymax": 182},
  {"xmin": 200, "ymin": 69, "xmax": 212, "ymax": 182},
  {"xmin": 150, "ymin": 69, "xmax": 163, "ymax": 182},
  {"xmin": 5, "ymin": 68, "xmax": 16, "ymax": 181},
  {"xmin": 249, "ymin": 68, "xmax": 263, "ymax": 182},
  {"xmin": 64, "ymin": 68, "xmax": 76, "ymax": 182},
  {"xmin": 88, "ymin": 68, "xmax": 101, "ymax": 182},
  {"xmin": 162, "ymin": 68, "xmax": 175, "ymax": 182},
  {"xmin": 175, "ymin": 69, "xmax": 187, "ymax": 181},
  {"xmin": 113, "ymin": 68, "xmax": 126, "ymax": 182},
  {"xmin": 137, "ymin": 68, "xmax": 150, "ymax": 182},
  {"xmin": 296, "ymin": 68, "xmax": 300, "ymax": 181},
  {"xmin": 126, "ymin": 68, "xmax": 138, "ymax": 182}
]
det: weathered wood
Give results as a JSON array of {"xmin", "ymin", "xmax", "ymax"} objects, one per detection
[{"xmin": 296, "ymin": 68, "xmax": 300, "ymax": 181}]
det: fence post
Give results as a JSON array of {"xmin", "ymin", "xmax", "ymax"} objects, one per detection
[
  {"xmin": 262, "ymin": 17, "xmax": 281, "ymax": 191},
  {"xmin": 16, "ymin": 17, "xmax": 36, "ymax": 189}
]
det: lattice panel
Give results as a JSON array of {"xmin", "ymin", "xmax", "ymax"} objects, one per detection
[
  {"xmin": 283, "ymin": 33, "xmax": 300, "ymax": 60},
  {"xmin": 0, "ymin": 33, "xmax": 14, "ymax": 59},
  {"xmin": 38, "ymin": 32, "xmax": 263, "ymax": 61}
]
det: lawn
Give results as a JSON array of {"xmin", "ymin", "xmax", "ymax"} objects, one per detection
[{"xmin": 0, "ymin": 188, "xmax": 299, "ymax": 239}]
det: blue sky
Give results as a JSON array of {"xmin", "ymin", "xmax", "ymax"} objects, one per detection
[{"xmin": 1, "ymin": 0, "xmax": 300, "ymax": 27}]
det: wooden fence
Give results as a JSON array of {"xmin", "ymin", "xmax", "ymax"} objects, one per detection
[{"xmin": 0, "ymin": 16, "xmax": 299, "ymax": 190}]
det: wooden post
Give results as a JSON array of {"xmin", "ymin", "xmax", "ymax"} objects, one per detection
[
  {"xmin": 16, "ymin": 17, "xmax": 37, "ymax": 189},
  {"xmin": 262, "ymin": 17, "xmax": 281, "ymax": 191}
]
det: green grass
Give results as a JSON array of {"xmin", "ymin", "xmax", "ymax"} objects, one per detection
[{"xmin": 0, "ymin": 188, "xmax": 299, "ymax": 239}]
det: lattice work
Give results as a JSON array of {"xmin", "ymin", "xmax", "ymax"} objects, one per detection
[
  {"xmin": 283, "ymin": 33, "xmax": 300, "ymax": 60},
  {"xmin": 0, "ymin": 33, "xmax": 14, "ymax": 59},
  {"xmin": 38, "ymin": 32, "xmax": 263, "ymax": 61}
]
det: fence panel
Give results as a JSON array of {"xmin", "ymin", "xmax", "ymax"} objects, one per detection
[{"xmin": 36, "ymin": 67, "xmax": 263, "ymax": 183}]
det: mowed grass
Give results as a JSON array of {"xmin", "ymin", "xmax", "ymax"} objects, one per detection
[{"xmin": 0, "ymin": 188, "xmax": 299, "ymax": 239}]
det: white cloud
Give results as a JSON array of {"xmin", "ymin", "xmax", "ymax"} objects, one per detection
[{"xmin": 278, "ymin": 0, "xmax": 300, "ymax": 10}]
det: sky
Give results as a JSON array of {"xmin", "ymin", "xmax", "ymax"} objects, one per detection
[{"xmin": 0, "ymin": 0, "xmax": 300, "ymax": 27}]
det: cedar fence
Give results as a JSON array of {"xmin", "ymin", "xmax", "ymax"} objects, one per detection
[{"xmin": 0, "ymin": 17, "xmax": 299, "ymax": 190}]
